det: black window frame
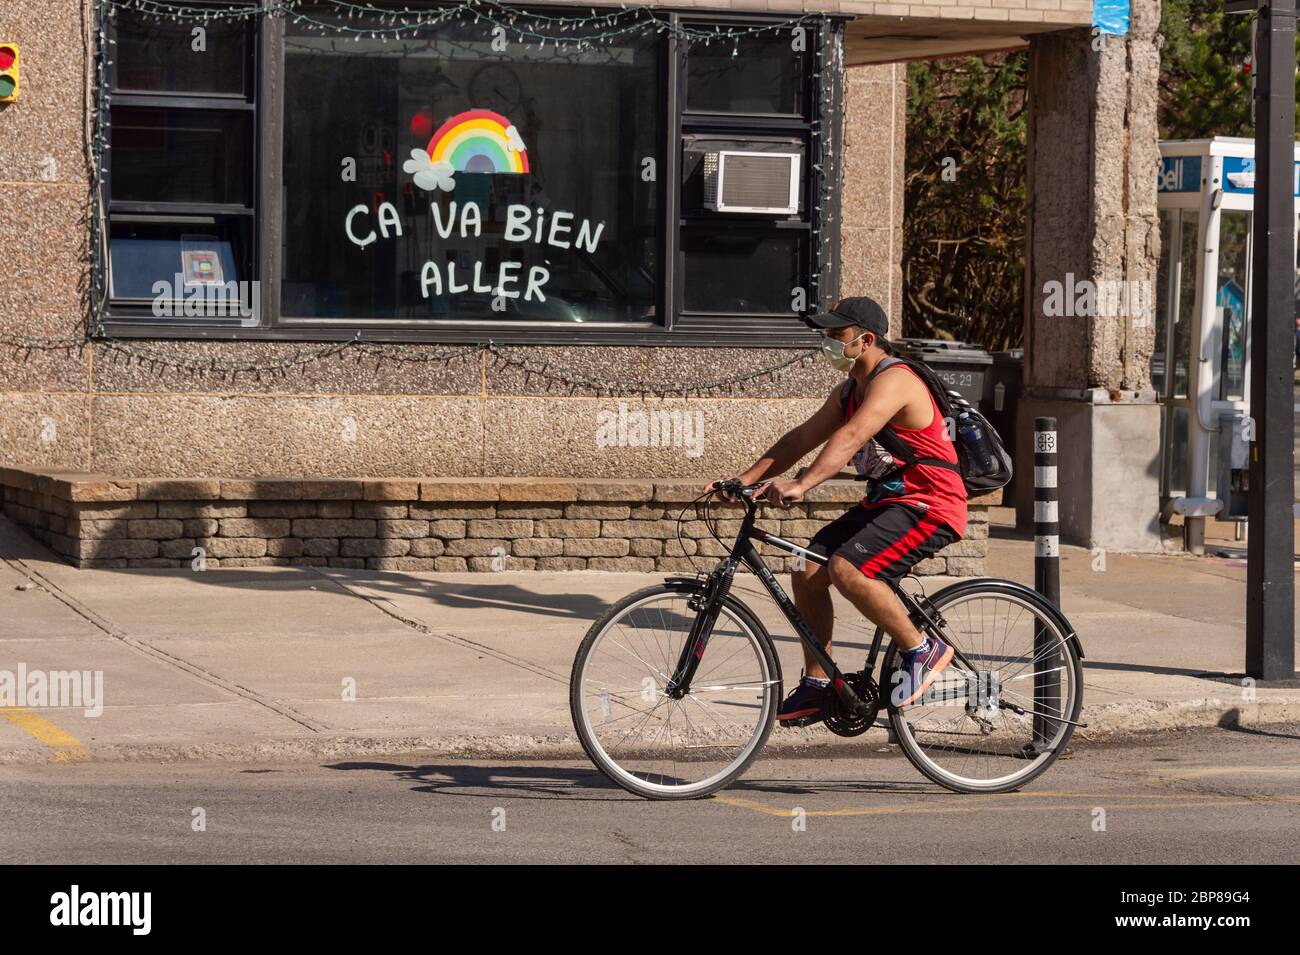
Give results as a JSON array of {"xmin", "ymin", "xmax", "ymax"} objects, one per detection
[
  {"xmin": 102, "ymin": 1, "xmax": 261, "ymax": 326},
  {"xmin": 674, "ymin": 13, "xmax": 821, "ymax": 334},
  {"xmin": 98, "ymin": 5, "xmax": 844, "ymax": 346}
]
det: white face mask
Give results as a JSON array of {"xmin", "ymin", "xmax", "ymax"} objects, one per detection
[{"xmin": 820, "ymin": 331, "xmax": 867, "ymax": 372}]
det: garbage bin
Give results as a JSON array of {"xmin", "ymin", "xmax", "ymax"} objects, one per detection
[
  {"xmin": 984, "ymin": 348, "xmax": 1024, "ymax": 497},
  {"xmin": 894, "ymin": 338, "xmax": 992, "ymax": 408}
]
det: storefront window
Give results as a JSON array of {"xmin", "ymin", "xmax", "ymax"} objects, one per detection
[
  {"xmin": 280, "ymin": 20, "xmax": 661, "ymax": 324},
  {"xmin": 684, "ymin": 31, "xmax": 805, "ymax": 115},
  {"xmin": 682, "ymin": 231, "xmax": 803, "ymax": 313},
  {"xmin": 676, "ymin": 27, "xmax": 813, "ymax": 321},
  {"xmin": 102, "ymin": 7, "xmax": 831, "ymax": 339},
  {"xmin": 113, "ymin": 11, "xmax": 252, "ymax": 96},
  {"xmin": 110, "ymin": 108, "xmax": 253, "ymax": 206},
  {"xmin": 105, "ymin": 2, "xmax": 256, "ymax": 315}
]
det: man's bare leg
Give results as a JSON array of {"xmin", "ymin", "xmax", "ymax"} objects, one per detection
[
  {"xmin": 790, "ymin": 561, "xmax": 835, "ymax": 679},
  {"xmin": 826, "ymin": 555, "xmax": 925, "ymax": 650}
]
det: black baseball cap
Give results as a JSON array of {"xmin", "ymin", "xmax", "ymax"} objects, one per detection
[{"xmin": 806, "ymin": 296, "xmax": 889, "ymax": 340}]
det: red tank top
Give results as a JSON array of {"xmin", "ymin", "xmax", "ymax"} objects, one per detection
[{"xmin": 843, "ymin": 365, "xmax": 968, "ymax": 537}]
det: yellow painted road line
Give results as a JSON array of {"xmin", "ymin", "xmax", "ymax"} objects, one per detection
[
  {"xmin": 714, "ymin": 792, "xmax": 1300, "ymax": 818},
  {"xmin": 1146, "ymin": 765, "xmax": 1300, "ymax": 779},
  {"xmin": 0, "ymin": 708, "xmax": 90, "ymax": 762}
]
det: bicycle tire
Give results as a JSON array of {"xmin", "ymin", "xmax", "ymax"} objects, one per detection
[
  {"xmin": 569, "ymin": 582, "xmax": 782, "ymax": 800},
  {"xmin": 883, "ymin": 578, "xmax": 1084, "ymax": 794}
]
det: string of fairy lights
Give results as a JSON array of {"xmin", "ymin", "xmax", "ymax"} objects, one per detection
[
  {"xmin": 810, "ymin": 17, "xmax": 844, "ymax": 318},
  {"xmin": 44, "ymin": 0, "xmax": 846, "ymax": 395},
  {"xmin": 1, "ymin": 331, "xmax": 824, "ymax": 393},
  {"xmin": 103, "ymin": 0, "xmax": 830, "ymax": 44}
]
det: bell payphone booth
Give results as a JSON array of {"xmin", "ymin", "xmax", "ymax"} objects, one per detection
[{"xmin": 1154, "ymin": 137, "xmax": 1299, "ymax": 552}]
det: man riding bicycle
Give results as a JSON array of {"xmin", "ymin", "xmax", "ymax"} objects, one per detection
[{"xmin": 708, "ymin": 296, "xmax": 967, "ymax": 726}]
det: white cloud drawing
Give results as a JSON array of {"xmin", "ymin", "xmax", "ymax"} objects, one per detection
[
  {"xmin": 505, "ymin": 125, "xmax": 526, "ymax": 155},
  {"xmin": 403, "ymin": 148, "xmax": 455, "ymax": 192}
]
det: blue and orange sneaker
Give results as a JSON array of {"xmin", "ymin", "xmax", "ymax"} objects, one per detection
[
  {"xmin": 777, "ymin": 675, "xmax": 828, "ymax": 727},
  {"xmin": 892, "ymin": 636, "xmax": 954, "ymax": 708}
]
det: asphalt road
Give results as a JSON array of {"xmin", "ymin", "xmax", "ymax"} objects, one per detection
[{"xmin": 4, "ymin": 724, "xmax": 1298, "ymax": 864}]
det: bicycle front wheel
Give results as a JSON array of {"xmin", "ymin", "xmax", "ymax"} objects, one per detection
[
  {"xmin": 884, "ymin": 579, "xmax": 1084, "ymax": 794},
  {"xmin": 569, "ymin": 584, "xmax": 781, "ymax": 800}
]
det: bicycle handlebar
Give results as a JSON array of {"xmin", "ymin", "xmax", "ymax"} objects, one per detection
[{"xmin": 712, "ymin": 479, "xmax": 767, "ymax": 504}]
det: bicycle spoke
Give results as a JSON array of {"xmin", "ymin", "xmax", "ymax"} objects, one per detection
[
  {"xmin": 574, "ymin": 588, "xmax": 775, "ymax": 797},
  {"xmin": 895, "ymin": 587, "xmax": 1079, "ymax": 792}
]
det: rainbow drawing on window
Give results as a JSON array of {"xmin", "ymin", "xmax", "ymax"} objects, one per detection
[{"xmin": 403, "ymin": 109, "xmax": 528, "ymax": 193}]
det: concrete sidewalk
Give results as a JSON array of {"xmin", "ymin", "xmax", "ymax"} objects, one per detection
[{"xmin": 1, "ymin": 515, "xmax": 1298, "ymax": 764}]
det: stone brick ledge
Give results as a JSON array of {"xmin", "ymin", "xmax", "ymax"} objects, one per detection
[{"xmin": 0, "ymin": 468, "xmax": 999, "ymax": 575}]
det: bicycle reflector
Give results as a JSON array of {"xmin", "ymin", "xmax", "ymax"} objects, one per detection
[{"xmin": 0, "ymin": 44, "xmax": 18, "ymax": 103}]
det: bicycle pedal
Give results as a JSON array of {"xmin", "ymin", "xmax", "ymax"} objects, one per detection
[{"xmin": 778, "ymin": 715, "xmax": 823, "ymax": 729}]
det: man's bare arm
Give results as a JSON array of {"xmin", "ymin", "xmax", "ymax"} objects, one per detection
[
  {"xmin": 789, "ymin": 370, "xmax": 912, "ymax": 492},
  {"xmin": 737, "ymin": 386, "xmax": 845, "ymax": 485}
]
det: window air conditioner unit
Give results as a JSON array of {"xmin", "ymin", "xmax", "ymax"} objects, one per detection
[{"xmin": 702, "ymin": 151, "xmax": 801, "ymax": 215}]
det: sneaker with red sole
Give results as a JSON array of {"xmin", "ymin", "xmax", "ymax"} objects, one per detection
[{"xmin": 776, "ymin": 676, "xmax": 829, "ymax": 727}]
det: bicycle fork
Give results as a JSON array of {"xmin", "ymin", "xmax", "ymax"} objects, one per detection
[{"xmin": 663, "ymin": 562, "xmax": 736, "ymax": 700}]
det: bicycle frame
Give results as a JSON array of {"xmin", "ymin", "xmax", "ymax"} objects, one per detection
[{"xmin": 663, "ymin": 491, "xmax": 969, "ymax": 719}]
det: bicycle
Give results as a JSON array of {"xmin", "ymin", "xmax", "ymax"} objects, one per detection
[{"xmin": 569, "ymin": 479, "xmax": 1085, "ymax": 800}]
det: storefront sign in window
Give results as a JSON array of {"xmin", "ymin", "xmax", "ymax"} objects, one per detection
[{"xmin": 281, "ymin": 20, "xmax": 661, "ymax": 324}]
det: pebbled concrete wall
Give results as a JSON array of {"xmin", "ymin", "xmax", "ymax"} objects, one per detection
[
  {"xmin": 841, "ymin": 62, "xmax": 907, "ymax": 336},
  {"xmin": 1023, "ymin": 1, "xmax": 1162, "ymax": 394},
  {"xmin": 1017, "ymin": 0, "xmax": 1164, "ymax": 551},
  {"xmin": 0, "ymin": 3, "xmax": 910, "ymax": 481}
]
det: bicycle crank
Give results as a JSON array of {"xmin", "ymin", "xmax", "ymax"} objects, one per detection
[{"xmin": 822, "ymin": 671, "xmax": 881, "ymax": 737}]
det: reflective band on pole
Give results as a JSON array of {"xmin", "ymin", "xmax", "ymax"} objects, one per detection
[{"xmin": 1032, "ymin": 415, "xmax": 1061, "ymax": 752}]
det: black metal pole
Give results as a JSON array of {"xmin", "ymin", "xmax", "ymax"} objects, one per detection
[
  {"xmin": 1032, "ymin": 416, "xmax": 1061, "ymax": 748},
  {"xmin": 1246, "ymin": 0, "xmax": 1297, "ymax": 681}
]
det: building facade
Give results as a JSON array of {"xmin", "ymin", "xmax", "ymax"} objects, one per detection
[{"xmin": 3, "ymin": 0, "xmax": 1146, "ymax": 571}]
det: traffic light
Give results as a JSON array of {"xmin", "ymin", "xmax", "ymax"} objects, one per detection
[{"xmin": 0, "ymin": 44, "xmax": 18, "ymax": 103}]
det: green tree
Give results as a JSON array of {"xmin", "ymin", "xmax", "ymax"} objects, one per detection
[
  {"xmin": 902, "ymin": 53, "xmax": 1027, "ymax": 351},
  {"xmin": 1158, "ymin": 0, "xmax": 1255, "ymax": 139},
  {"xmin": 901, "ymin": 2, "xmax": 1284, "ymax": 350}
]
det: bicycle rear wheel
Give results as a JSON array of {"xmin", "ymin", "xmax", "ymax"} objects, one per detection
[
  {"xmin": 570, "ymin": 584, "xmax": 781, "ymax": 800},
  {"xmin": 884, "ymin": 579, "xmax": 1083, "ymax": 794}
]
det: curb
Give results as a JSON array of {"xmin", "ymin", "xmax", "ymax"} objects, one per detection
[
  {"xmin": 4, "ymin": 696, "xmax": 1299, "ymax": 766},
  {"xmin": 1074, "ymin": 694, "xmax": 1300, "ymax": 740}
]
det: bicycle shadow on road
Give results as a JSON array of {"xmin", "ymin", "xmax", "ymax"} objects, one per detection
[
  {"xmin": 323, "ymin": 759, "xmax": 938, "ymax": 801},
  {"xmin": 325, "ymin": 760, "xmax": 635, "ymax": 801}
]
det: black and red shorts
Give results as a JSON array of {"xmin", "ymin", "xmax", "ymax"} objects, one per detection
[{"xmin": 806, "ymin": 503, "xmax": 959, "ymax": 580}]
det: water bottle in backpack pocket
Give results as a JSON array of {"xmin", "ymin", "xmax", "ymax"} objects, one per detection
[
  {"xmin": 954, "ymin": 411, "xmax": 998, "ymax": 476},
  {"xmin": 946, "ymin": 402, "xmax": 1012, "ymax": 492}
]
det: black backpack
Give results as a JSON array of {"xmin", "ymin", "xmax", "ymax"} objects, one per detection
[{"xmin": 843, "ymin": 356, "xmax": 1013, "ymax": 498}]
